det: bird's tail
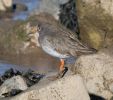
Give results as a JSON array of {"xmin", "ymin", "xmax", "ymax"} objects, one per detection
[
  {"xmin": 82, "ymin": 47, "xmax": 97, "ymax": 54},
  {"xmin": 75, "ymin": 47, "xmax": 97, "ymax": 56}
]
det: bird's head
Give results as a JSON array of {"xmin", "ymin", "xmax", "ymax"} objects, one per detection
[{"xmin": 22, "ymin": 13, "xmax": 57, "ymax": 50}]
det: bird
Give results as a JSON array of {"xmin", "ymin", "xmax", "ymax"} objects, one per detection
[{"xmin": 27, "ymin": 13, "xmax": 97, "ymax": 79}]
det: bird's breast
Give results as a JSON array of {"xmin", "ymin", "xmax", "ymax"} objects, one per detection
[{"xmin": 41, "ymin": 45, "xmax": 69, "ymax": 59}]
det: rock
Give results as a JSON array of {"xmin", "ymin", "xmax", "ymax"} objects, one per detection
[
  {"xmin": 4, "ymin": 75, "xmax": 90, "ymax": 100},
  {"xmin": 77, "ymin": 0, "xmax": 113, "ymax": 16},
  {"xmin": 72, "ymin": 50, "xmax": 113, "ymax": 99},
  {"xmin": 2, "ymin": 89, "xmax": 23, "ymax": 97},
  {"xmin": 76, "ymin": 0, "xmax": 113, "ymax": 49},
  {"xmin": 0, "ymin": 75, "xmax": 28, "ymax": 98},
  {"xmin": 0, "ymin": 0, "xmax": 12, "ymax": 11},
  {"xmin": 22, "ymin": 69, "xmax": 45, "ymax": 87}
]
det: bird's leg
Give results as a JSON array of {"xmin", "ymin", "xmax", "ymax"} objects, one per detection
[
  {"xmin": 57, "ymin": 59, "xmax": 68, "ymax": 78},
  {"xmin": 47, "ymin": 59, "xmax": 68, "ymax": 80},
  {"xmin": 60, "ymin": 59, "xmax": 65, "ymax": 72}
]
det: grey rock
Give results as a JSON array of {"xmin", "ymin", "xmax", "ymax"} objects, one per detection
[
  {"xmin": 4, "ymin": 75, "xmax": 90, "ymax": 100},
  {"xmin": 72, "ymin": 50, "xmax": 113, "ymax": 99},
  {"xmin": 0, "ymin": 75, "xmax": 28, "ymax": 98}
]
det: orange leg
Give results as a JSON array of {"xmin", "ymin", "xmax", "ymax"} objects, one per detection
[
  {"xmin": 47, "ymin": 59, "xmax": 67, "ymax": 80},
  {"xmin": 59, "ymin": 59, "xmax": 65, "ymax": 72}
]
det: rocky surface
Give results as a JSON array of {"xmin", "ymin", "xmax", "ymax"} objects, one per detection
[
  {"xmin": 76, "ymin": 0, "xmax": 113, "ymax": 49},
  {"xmin": 72, "ymin": 48, "xmax": 113, "ymax": 100},
  {"xmin": 0, "ymin": 68, "xmax": 45, "ymax": 98},
  {"xmin": 0, "ymin": 75, "xmax": 28, "ymax": 98},
  {"xmin": 1, "ymin": 75, "xmax": 90, "ymax": 100},
  {"xmin": 0, "ymin": 69, "xmax": 107, "ymax": 100},
  {"xmin": 80, "ymin": 0, "xmax": 113, "ymax": 16}
]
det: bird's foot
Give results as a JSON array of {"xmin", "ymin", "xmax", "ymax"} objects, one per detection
[
  {"xmin": 58, "ymin": 67, "xmax": 68, "ymax": 78},
  {"xmin": 47, "ymin": 67, "xmax": 68, "ymax": 81}
]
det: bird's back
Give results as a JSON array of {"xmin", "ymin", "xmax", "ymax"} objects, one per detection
[{"xmin": 37, "ymin": 13, "xmax": 97, "ymax": 58}]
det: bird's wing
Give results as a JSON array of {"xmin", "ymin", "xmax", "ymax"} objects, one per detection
[
  {"xmin": 40, "ymin": 22, "xmax": 96, "ymax": 57},
  {"xmin": 43, "ymin": 27, "xmax": 77, "ymax": 56},
  {"xmin": 57, "ymin": 23, "xmax": 78, "ymax": 40},
  {"xmin": 45, "ymin": 26, "xmax": 96, "ymax": 57}
]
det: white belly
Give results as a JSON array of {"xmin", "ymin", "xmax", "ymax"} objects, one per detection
[{"xmin": 42, "ymin": 45, "xmax": 69, "ymax": 59}]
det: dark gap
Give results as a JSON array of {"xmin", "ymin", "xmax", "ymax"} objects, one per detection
[
  {"xmin": 59, "ymin": 0, "xmax": 80, "ymax": 39},
  {"xmin": 89, "ymin": 93, "xmax": 106, "ymax": 100}
]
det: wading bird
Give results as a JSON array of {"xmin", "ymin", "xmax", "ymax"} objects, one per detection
[{"xmin": 27, "ymin": 13, "xmax": 97, "ymax": 79}]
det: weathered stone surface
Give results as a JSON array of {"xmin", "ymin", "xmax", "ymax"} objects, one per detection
[
  {"xmin": 80, "ymin": 0, "xmax": 113, "ymax": 16},
  {"xmin": 72, "ymin": 50, "xmax": 113, "ymax": 99},
  {"xmin": 76, "ymin": 0, "xmax": 113, "ymax": 49},
  {"xmin": 0, "ymin": 0, "xmax": 12, "ymax": 11},
  {"xmin": 4, "ymin": 75, "xmax": 90, "ymax": 100},
  {"xmin": 0, "ymin": 75, "xmax": 28, "ymax": 98}
]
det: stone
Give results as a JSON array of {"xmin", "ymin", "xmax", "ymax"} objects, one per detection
[
  {"xmin": 78, "ymin": 0, "xmax": 113, "ymax": 16},
  {"xmin": 0, "ymin": 75, "xmax": 28, "ymax": 98},
  {"xmin": 0, "ymin": 0, "xmax": 12, "ymax": 11},
  {"xmin": 4, "ymin": 75, "xmax": 90, "ymax": 100},
  {"xmin": 72, "ymin": 50, "xmax": 113, "ymax": 99},
  {"xmin": 76, "ymin": 0, "xmax": 113, "ymax": 49}
]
